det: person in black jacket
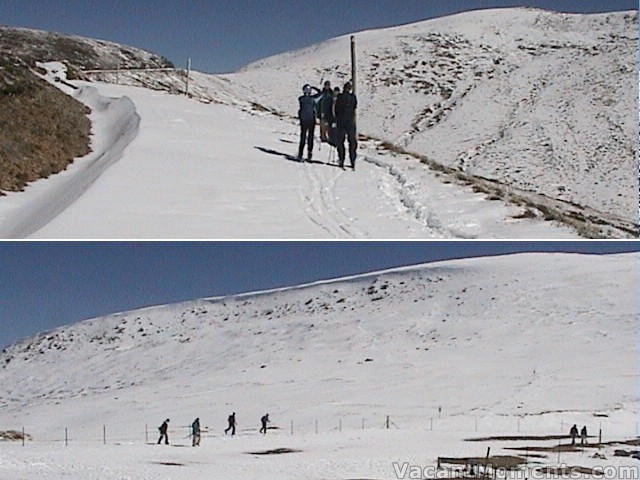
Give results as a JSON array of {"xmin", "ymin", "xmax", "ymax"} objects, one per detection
[
  {"xmin": 318, "ymin": 80, "xmax": 334, "ymax": 143},
  {"xmin": 570, "ymin": 424, "xmax": 578, "ymax": 445},
  {"xmin": 334, "ymin": 81, "xmax": 358, "ymax": 170},
  {"xmin": 260, "ymin": 413, "xmax": 270, "ymax": 434},
  {"xmin": 298, "ymin": 84, "xmax": 322, "ymax": 161},
  {"xmin": 157, "ymin": 418, "xmax": 170, "ymax": 445},
  {"xmin": 225, "ymin": 412, "xmax": 237, "ymax": 436}
]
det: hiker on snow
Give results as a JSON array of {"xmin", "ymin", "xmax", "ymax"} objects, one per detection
[
  {"xmin": 225, "ymin": 412, "xmax": 237, "ymax": 436},
  {"xmin": 192, "ymin": 417, "xmax": 201, "ymax": 446},
  {"xmin": 570, "ymin": 424, "xmax": 578, "ymax": 445},
  {"xmin": 260, "ymin": 413, "xmax": 270, "ymax": 434},
  {"xmin": 158, "ymin": 418, "xmax": 170, "ymax": 445},
  {"xmin": 334, "ymin": 81, "xmax": 358, "ymax": 170},
  {"xmin": 580, "ymin": 425, "xmax": 588, "ymax": 445},
  {"xmin": 318, "ymin": 80, "xmax": 334, "ymax": 143},
  {"xmin": 298, "ymin": 83, "xmax": 322, "ymax": 161}
]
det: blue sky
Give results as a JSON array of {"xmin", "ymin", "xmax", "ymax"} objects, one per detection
[
  {"xmin": 0, "ymin": 241, "xmax": 637, "ymax": 349},
  {"xmin": 1, "ymin": 0, "xmax": 637, "ymax": 72}
]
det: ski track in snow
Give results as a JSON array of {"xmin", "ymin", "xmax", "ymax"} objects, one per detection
[{"xmin": 1, "ymin": 34, "xmax": 606, "ymax": 239}]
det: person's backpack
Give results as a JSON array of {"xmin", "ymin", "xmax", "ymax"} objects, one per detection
[{"xmin": 299, "ymin": 95, "xmax": 316, "ymax": 123}]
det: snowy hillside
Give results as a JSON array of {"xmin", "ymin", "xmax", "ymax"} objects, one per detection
[
  {"xmin": 0, "ymin": 26, "xmax": 172, "ymax": 71},
  {"xmin": 228, "ymin": 8, "xmax": 639, "ymax": 229},
  {"xmin": 0, "ymin": 9, "xmax": 637, "ymax": 238},
  {"xmin": 1, "ymin": 252, "xmax": 636, "ymax": 426},
  {"xmin": 0, "ymin": 252, "xmax": 637, "ymax": 479}
]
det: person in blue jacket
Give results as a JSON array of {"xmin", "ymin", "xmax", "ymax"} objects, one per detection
[{"xmin": 298, "ymin": 84, "xmax": 322, "ymax": 161}]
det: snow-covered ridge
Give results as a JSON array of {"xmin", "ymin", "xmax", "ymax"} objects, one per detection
[
  {"xmin": 229, "ymin": 8, "xmax": 639, "ymax": 227},
  {"xmin": 1, "ymin": 252, "xmax": 636, "ymax": 428},
  {"xmin": 0, "ymin": 26, "xmax": 172, "ymax": 71}
]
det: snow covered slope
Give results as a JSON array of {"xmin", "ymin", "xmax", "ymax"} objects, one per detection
[
  {"xmin": 0, "ymin": 252, "xmax": 636, "ymax": 434},
  {"xmin": 227, "ymin": 8, "xmax": 639, "ymax": 228},
  {"xmin": 0, "ymin": 26, "xmax": 172, "ymax": 71},
  {"xmin": 0, "ymin": 252, "xmax": 636, "ymax": 479}
]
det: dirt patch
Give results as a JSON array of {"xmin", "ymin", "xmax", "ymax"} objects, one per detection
[
  {"xmin": 438, "ymin": 455, "xmax": 527, "ymax": 469},
  {"xmin": 505, "ymin": 445, "xmax": 582, "ymax": 453},
  {"xmin": 0, "ymin": 430, "xmax": 31, "ymax": 441},
  {"xmin": 247, "ymin": 448, "xmax": 303, "ymax": 455},
  {"xmin": 467, "ymin": 435, "xmax": 570, "ymax": 442}
]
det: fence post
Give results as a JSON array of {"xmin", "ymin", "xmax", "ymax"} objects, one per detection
[
  {"xmin": 386, "ymin": 415, "xmax": 390, "ymax": 429},
  {"xmin": 185, "ymin": 57, "xmax": 191, "ymax": 96},
  {"xmin": 103, "ymin": 425, "xmax": 106, "ymax": 445},
  {"xmin": 22, "ymin": 427, "xmax": 25, "ymax": 447},
  {"xmin": 290, "ymin": 420, "xmax": 294, "ymax": 436},
  {"xmin": 65, "ymin": 427, "xmax": 68, "ymax": 447},
  {"xmin": 145, "ymin": 424, "xmax": 148, "ymax": 444}
]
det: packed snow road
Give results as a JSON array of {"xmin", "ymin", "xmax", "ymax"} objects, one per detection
[{"xmin": 0, "ymin": 81, "xmax": 577, "ymax": 238}]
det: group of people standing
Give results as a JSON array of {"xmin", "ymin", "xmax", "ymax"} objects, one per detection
[
  {"xmin": 157, "ymin": 413, "xmax": 271, "ymax": 446},
  {"xmin": 297, "ymin": 80, "xmax": 358, "ymax": 170},
  {"xmin": 569, "ymin": 424, "xmax": 589, "ymax": 445}
]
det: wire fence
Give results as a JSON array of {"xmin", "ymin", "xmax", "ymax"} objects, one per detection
[{"xmin": 6, "ymin": 414, "xmax": 632, "ymax": 447}]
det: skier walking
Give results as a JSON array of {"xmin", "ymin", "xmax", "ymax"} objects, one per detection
[
  {"xmin": 570, "ymin": 424, "xmax": 578, "ymax": 445},
  {"xmin": 225, "ymin": 412, "xmax": 237, "ymax": 436},
  {"xmin": 297, "ymin": 84, "xmax": 322, "ymax": 161},
  {"xmin": 260, "ymin": 413, "xmax": 270, "ymax": 435},
  {"xmin": 157, "ymin": 418, "xmax": 170, "ymax": 445},
  {"xmin": 191, "ymin": 418, "xmax": 201, "ymax": 446},
  {"xmin": 334, "ymin": 81, "xmax": 358, "ymax": 170}
]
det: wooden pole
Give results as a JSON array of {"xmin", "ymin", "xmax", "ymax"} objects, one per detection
[
  {"xmin": 65, "ymin": 427, "xmax": 68, "ymax": 447},
  {"xmin": 22, "ymin": 427, "xmax": 25, "ymax": 447},
  {"xmin": 350, "ymin": 35, "xmax": 357, "ymax": 135},
  {"xmin": 185, "ymin": 57, "xmax": 191, "ymax": 96},
  {"xmin": 103, "ymin": 425, "xmax": 106, "ymax": 445}
]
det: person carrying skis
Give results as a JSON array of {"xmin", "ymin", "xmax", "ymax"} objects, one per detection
[
  {"xmin": 225, "ymin": 412, "xmax": 237, "ymax": 436},
  {"xmin": 334, "ymin": 81, "xmax": 358, "ymax": 170},
  {"xmin": 298, "ymin": 84, "xmax": 322, "ymax": 161},
  {"xmin": 260, "ymin": 413, "xmax": 270, "ymax": 434},
  {"xmin": 157, "ymin": 418, "xmax": 170, "ymax": 445},
  {"xmin": 191, "ymin": 418, "xmax": 201, "ymax": 446}
]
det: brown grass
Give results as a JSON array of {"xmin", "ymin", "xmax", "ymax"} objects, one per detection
[{"xmin": 0, "ymin": 58, "xmax": 91, "ymax": 194}]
